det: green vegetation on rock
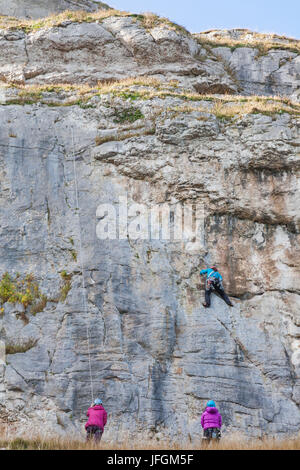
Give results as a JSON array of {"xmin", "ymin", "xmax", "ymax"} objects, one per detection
[
  {"xmin": 60, "ymin": 271, "xmax": 72, "ymax": 302},
  {"xmin": 0, "ymin": 272, "xmax": 46, "ymax": 312},
  {"xmin": 113, "ymin": 107, "xmax": 144, "ymax": 123}
]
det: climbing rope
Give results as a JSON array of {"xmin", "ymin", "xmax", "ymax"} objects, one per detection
[{"xmin": 71, "ymin": 127, "xmax": 94, "ymax": 403}]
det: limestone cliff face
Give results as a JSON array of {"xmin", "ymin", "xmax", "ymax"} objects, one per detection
[
  {"xmin": 0, "ymin": 10, "xmax": 299, "ymax": 443},
  {"xmin": 0, "ymin": 17, "xmax": 236, "ymax": 94},
  {"xmin": 0, "ymin": 0, "xmax": 109, "ymax": 19},
  {"xmin": 195, "ymin": 30, "xmax": 300, "ymax": 101}
]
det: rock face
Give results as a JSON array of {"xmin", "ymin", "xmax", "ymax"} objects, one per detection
[
  {"xmin": 0, "ymin": 87, "xmax": 299, "ymax": 441},
  {"xmin": 195, "ymin": 30, "xmax": 300, "ymax": 100},
  {"xmin": 0, "ymin": 0, "xmax": 109, "ymax": 19},
  {"xmin": 213, "ymin": 46, "xmax": 300, "ymax": 100},
  {"xmin": 0, "ymin": 8, "xmax": 299, "ymax": 444},
  {"xmin": 0, "ymin": 17, "xmax": 236, "ymax": 94},
  {"xmin": 0, "ymin": 18, "xmax": 299, "ymax": 99}
]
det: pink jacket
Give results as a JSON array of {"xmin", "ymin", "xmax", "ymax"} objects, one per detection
[
  {"xmin": 201, "ymin": 407, "xmax": 222, "ymax": 429},
  {"xmin": 85, "ymin": 405, "xmax": 107, "ymax": 430}
]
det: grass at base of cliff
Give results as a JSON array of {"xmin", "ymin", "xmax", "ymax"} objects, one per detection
[{"xmin": 1, "ymin": 434, "xmax": 300, "ymax": 450}]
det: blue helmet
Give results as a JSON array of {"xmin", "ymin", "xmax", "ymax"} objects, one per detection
[
  {"xmin": 207, "ymin": 400, "xmax": 216, "ymax": 408},
  {"xmin": 94, "ymin": 398, "xmax": 103, "ymax": 405}
]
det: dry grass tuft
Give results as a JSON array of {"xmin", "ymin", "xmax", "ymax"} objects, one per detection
[
  {"xmin": 1, "ymin": 78, "xmax": 300, "ymax": 118},
  {"xmin": 5, "ymin": 338, "xmax": 38, "ymax": 355},
  {"xmin": 170, "ymin": 94, "xmax": 300, "ymax": 119},
  {"xmin": 97, "ymin": 76, "xmax": 162, "ymax": 94},
  {"xmin": 0, "ymin": 9, "xmax": 128, "ymax": 33},
  {"xmin": 95, "ymin": 127, "xmax": 155, "ymax": 146},
  {"xmin": 139, "ymin": 12, "xmax": 190, "ymax": 36},
  {"xmin": 0, "ymin": 9, "xmax": 190, "ymax": 36}
]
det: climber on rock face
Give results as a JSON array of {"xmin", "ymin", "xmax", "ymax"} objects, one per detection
[
  {"xmin": 200, "ymin": 266, "xmax": 233, "ymax": 308},
  {"xmin": 85, "ymin": 398, "xmax": 107, "ymax": 443}
]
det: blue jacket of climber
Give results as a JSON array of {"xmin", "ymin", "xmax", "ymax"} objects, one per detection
[
  {"xmin": 200, "ymin": 266, "xmax": 233, "ymax": 308},
  {"xmin": 200, "ymin": 268, "xmax": 223, "ymax": 283}
]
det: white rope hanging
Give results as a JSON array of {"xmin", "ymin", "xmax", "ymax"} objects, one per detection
[{"xmin": 71, "ymin": 127, "xmax": 94, "ymax": 403}]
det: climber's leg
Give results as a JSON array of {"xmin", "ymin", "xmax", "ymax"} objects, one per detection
[
  {"xmin": 86, "ymin": 426, "xmax": 93, "ymax": 442},
  {"xmin": 215, "ymin": 285, "xmax": 233, "ymax": 306},
  {"xmin": 203, "ymin": 287, "xmax": 212, "ymax": 307},
  {"xmin": 87, "ymin": 425, "xmax": 102, "ymax": 443},
  {"xmin": 94, "ymin": 428, "xmax": 103, "ymax": 443}
]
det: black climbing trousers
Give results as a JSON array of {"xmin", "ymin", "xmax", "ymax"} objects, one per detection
[
  {"xmin": 86, "ymin": 425, "xmax": 103, "ymax": 443},
  {"xmin": 204, "ymin": 427, "xmax": 221, "ymax": 440},
  {"xmin": 205, "ymin": 282, "xmax": 232, "ymax": 307}
]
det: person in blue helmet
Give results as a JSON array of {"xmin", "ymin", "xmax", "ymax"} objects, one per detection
[
  {"xmin": 200, "ymin": 266, "xmax": 233, "ymax": 308},
  {"xmin": 201, "ymin": 400, "xmax": 222, "ymax": 440}
]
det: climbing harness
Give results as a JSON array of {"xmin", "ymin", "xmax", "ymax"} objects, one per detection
[
  {"xmin": 206, "ymin": 278, "xmax": 215, "ymax": 290},
  {"xmin": 205, "ymin": 270, "xmax": 223, "ymax": 291},
  {"xmin": 206, "ymin": 277, "xmax": 219, "ymax": 290},
  {"xmin": 71, "ymin": 127, "xmax": 94, "ymax": 403}
]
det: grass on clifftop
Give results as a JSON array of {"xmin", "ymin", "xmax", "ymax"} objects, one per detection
[
  {"xmin": 194, "ymin": 30, "xmax": 300, "ymax": 55},
  {"xmin": 0, "ymin": 9, "xmax": 190, "ymax": 36},
  {"xmin": 0, "ymin": 9, "xmax": 297, "ymax": 53}
]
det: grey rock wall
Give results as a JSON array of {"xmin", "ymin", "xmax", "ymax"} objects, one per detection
[
  {"xmin": 0, "ymin": 18, "xmax": 236, "ymax": 93},
  {"xmin": 212, "ymin": 46, "xmax": 300, "ymax": 101},
  {"xmin": 0, "ymin": 7, "xmax": 299, "ymax": 443},
  {"xmin": 194, "ymin": 30, "xmax": 300, "ymax": 100},
  {"xmin": 1, "ymin": 18, "xmax": 299, "ymax": 100},
  {"xmin": 0, "ymin": 0, "xmax": 109, "ymax": 19},
  {"xmin": 0, "ymin": 92, "xmax": 299, "ymax": 441}
]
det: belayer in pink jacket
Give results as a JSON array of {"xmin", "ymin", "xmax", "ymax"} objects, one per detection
[
  {"xmin": 201, "ymin": 400, "xmax": 222, "ymax": 439},
  {"xmin": 85, "ymin": 398, "xmax": 107, "ymax": 443}
]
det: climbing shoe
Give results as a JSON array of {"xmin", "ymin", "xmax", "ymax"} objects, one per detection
[{"xmin": 202, "ymin": 303, "xmax": 209, "ymax": 308}]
